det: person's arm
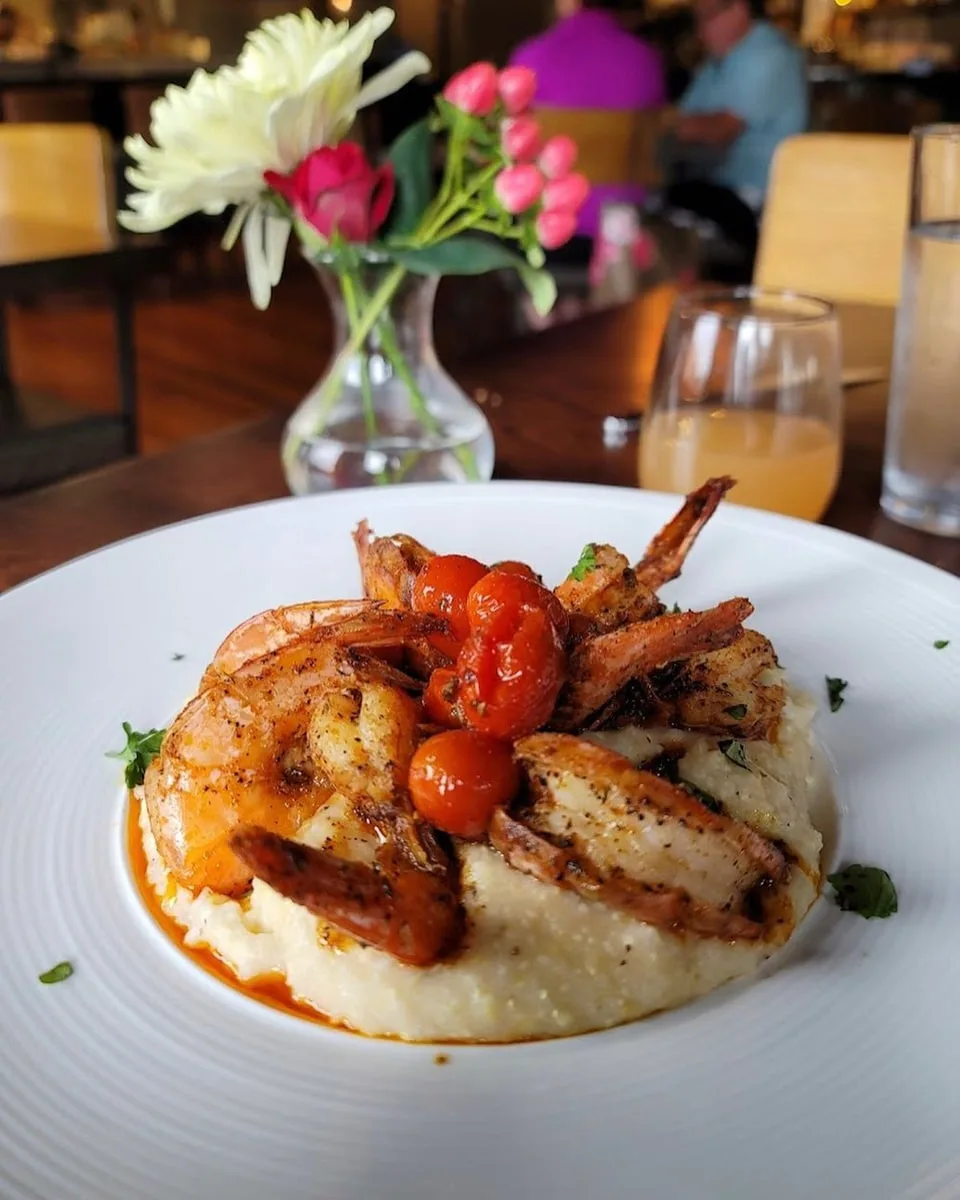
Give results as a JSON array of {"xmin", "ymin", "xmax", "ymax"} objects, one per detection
[
  {"xmin": 674, "ymin": 111, "xmax": 743, "ymax": 145},
  {"xmin": 673, "ymin": 41, "xmax": 787, "ymax": 148}
]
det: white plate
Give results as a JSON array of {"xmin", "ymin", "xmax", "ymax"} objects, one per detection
[{"xmin": 2, "ymin": 482, "xmax": 959, "ymax": 1200}]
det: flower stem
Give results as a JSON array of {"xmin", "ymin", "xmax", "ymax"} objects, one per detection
[{"xmin": 340, "ymin": 269, "xmax": 377, "ymax": 442}]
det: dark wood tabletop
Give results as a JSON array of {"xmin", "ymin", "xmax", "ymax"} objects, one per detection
[{"xmin": 1, "ymin": 295, "xmax": 958, "ymax": 593}]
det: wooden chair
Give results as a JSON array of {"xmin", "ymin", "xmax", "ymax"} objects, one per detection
[
  {"xmin": 534, "ymin": 105, "xmax": 665, "ymax": 190},
  {"xmin": 0, "ymin": 123, "xmax": 142, "ymax": 493},
  {"xmin": 754, "ymin": 133, "xmax": 912, "ymax": 306}
]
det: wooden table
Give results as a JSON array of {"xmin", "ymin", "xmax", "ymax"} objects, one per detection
[{"xmin": 1, "ymin": 295, "xmax": 958, "ymax": 592}]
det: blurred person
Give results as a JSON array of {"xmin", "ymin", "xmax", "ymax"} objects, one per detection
[
  {"xmin": 509, "ymin": 0, "xmax": 666, "ymax": 260},
  {"xmin": 660, "ymin": 0, "xmax": 807, "ymax": 274}
]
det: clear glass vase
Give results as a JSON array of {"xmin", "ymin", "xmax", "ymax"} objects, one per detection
[{"xmin": 281, "ymin": 260, "xmax": 495, "ymax": 493}]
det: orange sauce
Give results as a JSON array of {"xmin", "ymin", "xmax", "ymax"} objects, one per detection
[{"xmin": 126, "ymin": 796, "xmax": 333, "ymax": 1028}]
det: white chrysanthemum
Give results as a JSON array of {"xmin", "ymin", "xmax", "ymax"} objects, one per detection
[{"xmin": 118, "ymin": 7, "xmax": 429, "ymax": 308}]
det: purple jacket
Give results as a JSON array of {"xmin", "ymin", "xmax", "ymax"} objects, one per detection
[{"xmin": 510, "ymin": 10, "xmax": 666, "ymax": 238}]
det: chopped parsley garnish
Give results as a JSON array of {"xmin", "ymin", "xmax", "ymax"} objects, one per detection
[
  {"xmin": 680, "ymin": 780, "xmax": 723, "ymax": 814},
  {"xmin": 171, "ymin": 652, "xmax": 185, "ymax": 661},
  {"xmin": 934, "ymin": 640, "xmax": 949, "ymax": 650},
  {"xmin": 39, "ymin": 961, "xmax": 73, "ymax": 985},
  {"xmin": 825, "ymin": 676, "xmax": 848, "ymax": 713},
  {"xmin": 568, "ymin": 544, "xmax": 597, "ymax": 581},
  {"xmin": 107, "ymin": 722, "xmax": 166, "ymax": 788},
  {"xmin": 724, "ymin": 704, "xmax": 748, "ymax": 720},
  {"xmin": 827, "ymin": 864, "xmax": 898, "ymax": 919},
  {"xmin": 718, "ymin": 739, "xmax": 749, "ymax": 769},
  {"xmin": 669, "ymin": 603, "xmax": 682, "ymax": 615}
]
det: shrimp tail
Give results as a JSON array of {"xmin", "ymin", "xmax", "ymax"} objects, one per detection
[
  {"xmin": 634, "ymin": 477, "xmax": 736, "ymax": 590},
  {"xmin": 231, "ymin": 825, "xmax": 465, "ymax": 968}
]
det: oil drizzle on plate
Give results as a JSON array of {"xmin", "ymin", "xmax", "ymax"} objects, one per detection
[{"xmin": 126, "ymin": 796, "xmax": 333, "ymax": 1028}]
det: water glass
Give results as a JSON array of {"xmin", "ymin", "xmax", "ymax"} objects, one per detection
[
  {"xmin": 882, "ymin": 125, "xmax": 960, "ymax": 537},
  {"xmin": 640, "ymin": 287, "xmax": 843, "ymax": 521}
]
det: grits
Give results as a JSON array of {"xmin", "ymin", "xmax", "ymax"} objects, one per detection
[{"xmin": 138, "ymin": 689, "xmax": 828, "ymax": 1043}]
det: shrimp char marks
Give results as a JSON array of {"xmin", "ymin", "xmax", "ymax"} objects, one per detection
[{"xmin": 137, "ymin": 480, "xmax": 826, "ymax": 1043}]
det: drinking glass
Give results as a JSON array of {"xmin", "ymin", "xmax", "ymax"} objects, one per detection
[
  {"xmin": 881, "ymin": 125, "xmax": 960, "ymax": 538},
  {"xmin": 639, "ymin": 287, "xmax": 843, "ymax": 521}
]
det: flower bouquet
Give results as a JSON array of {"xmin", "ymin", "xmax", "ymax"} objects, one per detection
[{"xmin": 120, "ymin": 8, "xmax": 588, "ymax": 491}]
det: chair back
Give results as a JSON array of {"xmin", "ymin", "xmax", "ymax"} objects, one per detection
[
  {"xmin": 0, "ymin": 122, "xmax": 116, "ymax": 236},
  {"xmin": 2, "ymin": 85, "xmax": 94, "ymax": 124},
  {"xmin": 754, "ymin": 133, "xmax": 911, "ymax": 306},
  {"xmin": 535, "ymin": 105, "xmax": 665, "ymax": 189}
]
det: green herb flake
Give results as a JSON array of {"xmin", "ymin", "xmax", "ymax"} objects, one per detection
[
  {"xmin": 171, "ymin": 652, "xmax": 185, "ymax": 662},
  {"xmin": 107, "ymin": 722, "xmax": 166, "ymax": 788},
  {"xmin": 724, "ymin": 704, "xmax": 748, "ymax": 720},
  {"xmin": 669, "ymin": 603, "xmax": 682, "ymax": 615},
  {"xmin": 826, "ymin": 676, "xmax": 848, "ymax": 713},
  {"xmin": 568, "ymin": 544, "xmax": 598, "ymax": 582},
  {"xmin": 39, "ymin": 961, "xmax": 73, "ymax": 985},
  {"xmin": 718, "ymin": 739, "xmax": 750, "ymax": 770},
  {"xmin": 827, "ymin": 864, "xmax": 898, "ymax": 919},
  {"xmin": 934, "ymin": 640, "xmax": 950, "ymax": 650},
  {"xmin": 680, "ymin": 779, "xmax": 723, "ymax": 814}
]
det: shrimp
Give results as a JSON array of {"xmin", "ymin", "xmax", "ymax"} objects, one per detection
[
  {"xmin": 554, "ymin": 544, "xmax": 663, "ymax": 641},
  {"xmin": 489, "ymin": 733, "xmax": 787, "ymax": 940},
  {"xmin": 634, "ymin": 476, "xmax": 735, "ymax": 591},
  {"xmin": 353, "ymin": 520, "xmax": 434, "ymax": 608},
  {"xmin": 201, "ymin": 601, "xmax": 444, "ymax": 689},
  {"xmin": 232, "ymin": 676, "xmax": 464, "ymax": 967},
  {"xmin": 144, "ymin": 623, "xmax": 429, "ymax": 897},
  {"xmin": 552, "ymin": 597, "xmax": 753, "ymax": 731}
]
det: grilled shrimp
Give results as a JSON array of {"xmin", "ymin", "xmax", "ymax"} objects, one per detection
[
  {"xmin": 232, "ymin": 677, "xmax": 464, "ymax": 966},
  {"xmin": 552, "ymin": 597, "xmax": 753, "ymax": 731},
  {"xmin": 201, "ymin": 601, "xmax": 442, "ymax": 689},
  {"xmin": 490, "ymin": 733, "xmax": 787, "ymax": 940},
  {"xmin": 354, "ymin": 520, "xmax": 434, "ymax": 608},
  {"xmin": 554, "ymin": 544, "xmax": 663, "ymax": 641},
  {"xmin": 634, "ymin": 476, "xmax": 735, "ymax": 591},
  {"xmin": 144, "ymin": 611, "xmax": 434, "ymax": 897}
]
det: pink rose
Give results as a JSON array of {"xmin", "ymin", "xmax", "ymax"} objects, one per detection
[
  {"xmin": 536, "ymin": 209, "xmax": 578, "ymax": 250},
  {"xmin": 539, "ymin": 135, "xmax": 578, "ymax": 181},
  {"xmin": 265, "ymin": 143, "xmax": 394, "ymax": 244},
  {"xmin": 443, "ymin": 62, "xmax": 498, "ymax": 116},
  {"xmin": 542, "ymin": 171, "xmax": 590, "ymax": 215},
  {"xmin": 497, "ymin": 66, "xmax": 537, "ymax": 115},
  {"xmin": 501, "ymin": 114, "xmax": 542, "ymax": 162},
  {"xmin": 494, "ymin": 164, "xmax": 544, "ymax": 214}
]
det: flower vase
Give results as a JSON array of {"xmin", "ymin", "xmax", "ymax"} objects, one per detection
[{"xmin": 281, "ymin": 262, "xmax": 495, "ymax": 493}]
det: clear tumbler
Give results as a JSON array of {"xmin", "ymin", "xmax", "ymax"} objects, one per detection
[{"xmin": 881, "ymin": 125, "xmax": 960, "ymax": 537}]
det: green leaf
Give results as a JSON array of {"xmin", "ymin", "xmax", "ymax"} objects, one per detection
[
  {"xmin": 826, "ymin": 676, "xmax": 848, "ymax": 713},
  {"xmin": 390, "ymin": 236, "xmax": 557, "ymax": 315},
  {"xmin": 827, "ymin": 864, "xmax": 898, "ymax": 918},
  {"xmin": 383, "ymin": 118, "xmax": 433, "ymax": 238},
  {"xmin": 39, "ymin": 961, "xmax": 73, "ymax": 985},
  {"xmin": 718, "ymin": 739, "xmax": 749, "ymax": 770},
  {"xmin": 724, "ymin": 704, "xmax": 748, "ymax": 720},
  {"xmin": 680, "ymin": 779, "xmax": 723, "ymax": 814},
  {"xmin": 669, "ymin": 603, "xmax": 682, "ymax": 615},
  {"xmin": 568, "ymin": 544, "xmax": 598, "ymax": 582},
  {"xmin": 934, "ymin": 639, "xmax": 949, "ymax": 650},
  {"xmin": 107, "ymin": 721, "xmax": 166, "ymax": 788}
]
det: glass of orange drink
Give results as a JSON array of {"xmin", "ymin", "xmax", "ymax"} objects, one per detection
[{"xmin": 639, "ymin": 288, "xmax": 843, "ymax": 521}]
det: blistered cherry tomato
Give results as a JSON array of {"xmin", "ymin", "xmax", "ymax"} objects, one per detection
[
  {"xmin": 457, "ymin": 606, "xmax": 565, "ymax": 740},
  {"xmin": 412, "ymin": 553, "xmax": 488, "ymax": 657},
  {"xmin": 490, "ymin": 560, "xmax": 540, "ymax": 581},
  {"xmin": 466, "ymin": 569, "xmax": 569, "ymax": 645},
  {"xmin": 409, "ymin": 730, "xmax": 521, "ymax": 839},
  {"xmin": 423, "ymin": 667, "xmax": 461, "ymax": 728}
]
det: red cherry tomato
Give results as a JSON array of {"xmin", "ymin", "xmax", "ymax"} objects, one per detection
[
  {"xmin": 409, "ymin": 730, "xmax": 521, "ymax": 839},
  {"xmin": 466, "ymin": 569, "xmax": 570, "ymax": 645},
  {"xmin": 457, "ymin": 606, "xmax": 565, "ymax": 740},
  {"xmin": 412, "ymin": 554, "xmax": 488, "ymax": 645},
  {"xmin": 490, "ymin": 560, "xmax": 540, "ymax": 581},
  {"xmin": 423, "ymin": 668, "xmax": 461, "ymax": 728}
]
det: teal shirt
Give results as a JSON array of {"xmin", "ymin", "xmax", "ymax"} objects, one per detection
[{"xmin": 679, "ymin": 22, "xmax": 808, "ymax": 205}]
